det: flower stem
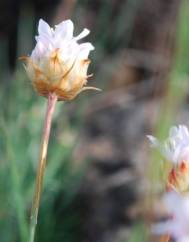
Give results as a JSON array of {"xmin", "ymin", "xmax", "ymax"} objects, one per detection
[{"xmin": 28, "ymin": 93, "xmax": 58, "ymax": 242}]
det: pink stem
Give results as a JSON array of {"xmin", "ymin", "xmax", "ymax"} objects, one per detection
[{"xmin": 28, "ymin": 93, "xmax": 58, "ymax": 242}]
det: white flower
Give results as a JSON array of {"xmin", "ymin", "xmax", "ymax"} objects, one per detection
[
  {"xmin": 147, "ymin": 125, "xmax": 189, "ymax": 164},
  {"xmin": 153, "ymin": 192, "xmax": 189, "ymax": 242},
  {"xmin": 21, "ymin": 19, "xmax": 100, "ymax": 100},
  {"xmin": 31, "ymin": 19, "xmax": 94, "ymax": 65}
]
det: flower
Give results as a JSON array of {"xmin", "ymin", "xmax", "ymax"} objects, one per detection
[
  {"xmin": 153, "ymin": 192, "xmax": 189, "ymax": 242},
  {"xmin": 20, "ymin": 19, "xmax": 100, "ymax": 100},
  {"xmin": 147, "ymin": 125, "xmax": 189, "ymax": 165},
  {"xmin": 147, "ymin": 125, "xmax": 189, "ymax": 192}
]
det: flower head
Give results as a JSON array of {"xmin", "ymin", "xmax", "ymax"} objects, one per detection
[
  {"xmin": 153, "ymin": 192, "xmax": 189, "ymax": 242},
  {"xmin": 148, "ymin": 125, "xmax": 189, "ymax": 192},
  {"xmin": 21, "ymin": 19, "xmax": 100, "ymax": 100},
  {"xmin": 147, "ymin": 125, "xmax": 189, "ymax": 165}
]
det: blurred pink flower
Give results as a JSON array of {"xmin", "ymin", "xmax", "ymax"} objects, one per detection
[{"xmin": 153, "ymin": 192, "xmax": 189, "ymax": 242}]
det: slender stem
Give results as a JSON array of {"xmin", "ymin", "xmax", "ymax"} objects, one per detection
[{"xmin": 28, "ymin": 93, "xmax": 58, "ymax": 242}]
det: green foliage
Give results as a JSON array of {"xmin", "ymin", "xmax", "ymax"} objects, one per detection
[
  {"xmin": 127, "ymin": 222, "xmax": 148, "ymax": 242},
  {"xmin": 0, "ymin": 71, "xmax": 85, "ymax": 242}
]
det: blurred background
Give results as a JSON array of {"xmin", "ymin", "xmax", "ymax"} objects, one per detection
[{"xmin": 0, "ymin": 0, "xmax": 189, "ymax": 241}]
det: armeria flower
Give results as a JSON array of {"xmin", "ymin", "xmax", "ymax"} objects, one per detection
[
  {"xmin": 20, "ymin": 19, "xmax": 100, "ymax": 100},
  {"xmin": 147, "ymin": 125, "xmax": 189, "ymax": 192},
  {"xmin": 153, "ymin": 192, "xmax": 189, "ymax": 242},
  {"xmin": 148, "ymin": 125, "xmax": 189, "ymax": 165}
]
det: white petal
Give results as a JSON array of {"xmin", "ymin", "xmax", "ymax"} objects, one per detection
[
  {"xmin": 182, "ymin": 147, "xmax": 189, "ymax": 163},
  {"xmin": 146, "ymin": 135, "xmax": 159, "ymax": 147},
  {"xmin": 38, "ymin": 19, "xmax": 53, "ymax": 37},
  {"xmin": 31, "ymin": 34, "xmax": 53, "ymax": 60},
  {"xmin": 178, "ymin": 237, "xmax": 189, "ymax": 242},
  {"xmin": 55, "ymin": 19, "xmax": 74, "ymax": 40},
  {"xmin": 59, "ymin": 40, "xmax": 80, "ymax": 60},
  {"xmin": 31, "ymin": 42, "xmax": 45, "ymax": 60},
  {"xmin": 78, "ymin": 43, "xmax": 94, "ymax": 59},
  {"xmin": 163, "ymin": 192, "xmax": 181, "ymax": 213},
  {"xmin": 180, "ymin": 125, "xmax": 189, "ymax": 139},
  {"xmin": 37, "ymin": 35, "xmax": 51, "ymax": 48},
  {"xmin": 169, "ymin": 126, "xmax": 179, "ymax": 138},
  {"xmin": 75, "ymin": 28, "xmax": 90, "ymax": 41},
  {"xmin": 172, "ymin": 146, "xmax": 182, "ymax": 164}
]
